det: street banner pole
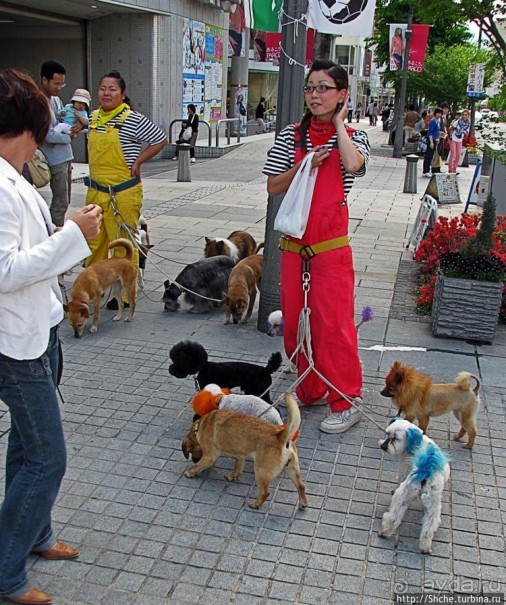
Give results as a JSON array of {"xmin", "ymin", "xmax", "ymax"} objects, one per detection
[
  {"xmin": 257, "ymin": 0, "xmax": 308, "ymax": 333},
  {"xmin": 392, "ymin": 6, "xmax": 413, "ymax": 159}
]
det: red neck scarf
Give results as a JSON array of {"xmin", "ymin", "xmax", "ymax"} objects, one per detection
[{"xmin": 309, "ymin": 117, "xmax": 335, "ymax": 147}]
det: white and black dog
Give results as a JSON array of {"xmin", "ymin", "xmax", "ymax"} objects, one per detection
[
  {"xmin": 163, "ymin": 256, "xmax": 235, "ymax": 313},
  {"xmin": 378, "ymin": 418, "xmax": 450, "ymax": 554}
]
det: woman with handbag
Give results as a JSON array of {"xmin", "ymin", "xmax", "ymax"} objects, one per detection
[
  {"xmin": 263, "ymin": 59, "xmax": 370, "ymax": 434},
  {"xmin": 172, "ymin": 104, "xmax": 199, "ymax": 163},
  {"xmin": 84, "ymin": 70, "xmax": 167, "ymax": 308}
]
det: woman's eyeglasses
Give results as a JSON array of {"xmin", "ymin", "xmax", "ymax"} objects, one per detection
[{"xmin": 303, "ymin": 85, "xmax": 338, "ymax": 94}]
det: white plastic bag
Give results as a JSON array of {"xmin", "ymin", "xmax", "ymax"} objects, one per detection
[
  {"xmin": 274, "ymin": 152, "xmax": 317, "ymax": 238},
  {"xmin": 182, "ymin": 126, "xmax": 193, "ymax": 142}
]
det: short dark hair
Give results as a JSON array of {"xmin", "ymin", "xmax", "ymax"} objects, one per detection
[
  {"xmin": 440, "ymin": 102, "xmax": 449, "ymax": 109},
  {"xmin": 41, "ymin": 60, "xmax": 66, "ymax": 80},
  {"xmin": 0, "ymin": 68, "xmax": 50, "ymax": 146},
  {"xmin": 408, "ymin": 104, "xmax": 415, "ymax": 111},
  {"xmin": 188, "ymin": 103, "xmax": 196, "ymax": 113},
  {"xmin": 434, "ymin": 107, "xmax": 443, "ymax": 116}
]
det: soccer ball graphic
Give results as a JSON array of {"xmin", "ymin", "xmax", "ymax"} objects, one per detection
[{"xmin": 318, "ymin": 0, "xmax": 368, "ymax": 24}]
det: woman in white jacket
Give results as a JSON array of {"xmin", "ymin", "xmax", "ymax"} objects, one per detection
[{"xmin": 0, "ymin": 69, "xmax": 101, "ymax": 605}]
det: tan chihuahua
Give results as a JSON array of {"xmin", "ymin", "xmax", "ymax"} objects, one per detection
[
  {"xmin": 66, "ymin": 238, "xmax": 138, "ymax": 338},
  {"xmin": 222, "ymin": 254, "xmax": 263, "ymax": 324}
]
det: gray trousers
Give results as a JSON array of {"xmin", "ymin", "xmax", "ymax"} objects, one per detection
[{"xmin": 49, "ymin": 161, "xmax": 72, "ymax": 227}]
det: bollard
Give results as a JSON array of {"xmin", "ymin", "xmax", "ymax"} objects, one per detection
[
  {"xmin": 403, "ymin": 154, "xmax": 419, "ymax": 194},
  {"xmin": 177, "ymin": 143, "xmax": 191, "ymax": 182}
]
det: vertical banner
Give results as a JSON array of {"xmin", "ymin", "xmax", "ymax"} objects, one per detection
[
  {"xmin": 253, "ymin": 30, "xmax": 267, "ymax": 62},
  {"xmin": 389, "ymin": 24, "xmax": 406, "ymax": 71},
  {"xmin": 264, "ymin": 29, "xmax": 314, "ymax": 67},
  {"xmin": 467, "ymin": 63, "xmax": 485, "ymax": 98},
  {"xmin": 205, "ymin": 25, "xmax": 224, "ymax": 121},
  {"xmin": 409, "ymin": 24, "xmax": 429, "ymax": 72},
  {"xmin": 182, "ymin": 19, "xmax": 205, "ymax": 117},
  {"xmin": 364, "ymin": 50, "xmax": 372, "ymax": 78},
  {"xmin": 252, "ymin": 0, "xmax": 282, "ymax": 32},
  {"xmin": 228, "ymin": 5, "xmax": 246, "ymax": 57},
  {"xmin": 307, "ymin": 0, "xmax": 376, "ymax": 36}
]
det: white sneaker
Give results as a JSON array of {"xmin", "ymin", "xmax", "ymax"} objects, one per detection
[
  {"xmin": 423, "ymin": 173, "xmax": 432, "ymax": 178},
  {"xmin": 319, "ymin": 402, "xmax": 362, "ymax": 434},
  {"xmin": 172, "ymin": 156, "xmax": 178, "ymax": 161},
  {"xmin": 190, "ymin": 158, "xmax": 196, "ymax": 163}
]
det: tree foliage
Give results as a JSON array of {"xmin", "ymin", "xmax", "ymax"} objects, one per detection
[
  {"xmin": 407, "ymin": 44, "xmax": 496, "ymax": 110},
  {"xmin": 368, "ymin": 0, "xmax": 505, "ymax": 78}
]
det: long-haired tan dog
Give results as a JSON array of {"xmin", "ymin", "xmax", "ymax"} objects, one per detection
[
  {"xmin": 66, "ymin": 238, "xmax": 138, "ymax": 338},
  {"xmin": 222, "ymin": 254, "xmax": 263, "ymax": 324},
  {"xmin": 381, "ymin": 361, "xmax": 480, "ymax": 448},
  {"xmin": 182, "ymin": 393, "xmax": 308, "ymax": 509}
]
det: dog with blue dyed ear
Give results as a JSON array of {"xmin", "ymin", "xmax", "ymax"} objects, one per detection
[{"xmin": 378, "ymin": 417, "xmax": 450, "ymax": 554}]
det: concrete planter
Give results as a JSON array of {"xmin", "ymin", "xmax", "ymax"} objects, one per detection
[{"xmin": 432, "ymin": 272, "xmax": 503, "ymax": 343}]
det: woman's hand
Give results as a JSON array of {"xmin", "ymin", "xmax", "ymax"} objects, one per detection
[
  {"xmin": 332, "ymin": 94, "xmax": 349, "ymax": 129},
  {"xmin": 311, "ymin": 146, "xmax": 330, "ymax": 168},
  {"xmin": 70, "ymin": 205, "xmax": 102, "ymax": 240},
  {"xmin": 131, "ymin": 161, "xmax": 141, "ymax": 177}
]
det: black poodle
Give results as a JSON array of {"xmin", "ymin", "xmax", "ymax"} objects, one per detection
[{"xmin": 169, "ymin": 340, "xmax": 282, "ymax": 403}]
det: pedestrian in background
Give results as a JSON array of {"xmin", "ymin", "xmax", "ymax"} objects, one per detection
[
  {"xmin": 0, "ymin": 68, "xmax": 102, "ymax": 605},
  {"xmin": 84, "ymin": 70, "xmax": 167, "ymax": 311},
  {"xmin": 347, "ymin": 97, "xmax": 354, "ymax": 124},
  {"xmin": 40, "ymin": 60, "xmax": 84, "ymax": 227},
  {"xmin": 423, "ymin": 107, "xmax": 443, "ymax": 177},
  {"xmin": 173, "ymin": 104, "xmax": 199, "ymax": 163},
  {"xmin": 367, "ymin": 99, "xmax": 375, "ymax": 125},
  {"xmin": 255, "ymin": 97, "xmax": 267, "ymax": 133},
  {"xmin": 355, "ymin": 102, "xmax": 362, "ymax": 122},
  {"xmin": 403, "ymin": 104, "xmax": 421, "ymax": 142},
  {"xmin": 448, "ymin": 109, "xmax": 470, "ymax": 174},
  {"xmin": 263, "ymin": 59, "xmax": 370, "ymax": 434}
]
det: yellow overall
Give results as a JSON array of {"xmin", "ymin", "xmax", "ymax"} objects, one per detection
[{"xmin": 85, "ymin": 106, "xmax": 143, "ymax": 268}]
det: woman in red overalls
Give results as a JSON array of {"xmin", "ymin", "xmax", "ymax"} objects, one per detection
[{"xmin": 263, "ymin": 60, "xmax": 370, "ymax": 434}]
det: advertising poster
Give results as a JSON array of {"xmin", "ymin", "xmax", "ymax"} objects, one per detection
[
  {"xmin": 228, "ymin": 5, "xmax": 246, "ymax": 57},
  {"xmin": 231, "ymin": 86, "xmax": 247, "ymax": 135},
  {"xmin": 204, "ymin": 25, "xmax": 224, "ymax": 122},
  {"xmin": 264, "ymin": 29, "xmax": 314, "ymax": 67},
  {"xmin": 182, "ymin": 19, "xmax": 206, "ymax": 118},
  {"xmin": 467, "ymin": 63, "xmax": 485, "ymax": 98},
  {"xmin": 389, "ymin": 23, "xmax": 406, "ymax": 71}
]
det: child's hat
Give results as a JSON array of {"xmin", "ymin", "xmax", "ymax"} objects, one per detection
[{"xmin": 71, "ymin": 89, "xmax": 91, "ymax": 105}]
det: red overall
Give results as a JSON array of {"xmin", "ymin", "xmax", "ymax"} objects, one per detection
[{"xmin": 281, "ymin": 120, "xmax": 362, "ymax": 412}]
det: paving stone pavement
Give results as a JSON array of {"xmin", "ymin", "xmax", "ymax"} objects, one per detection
[{"xmin": 1, "ymin": 124, "xmax": 505, "ymax": 605}]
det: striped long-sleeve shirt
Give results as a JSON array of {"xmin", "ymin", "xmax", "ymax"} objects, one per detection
[{"xmin": 262, "ymin": 124, "xmax": 370, "ymax": 199}]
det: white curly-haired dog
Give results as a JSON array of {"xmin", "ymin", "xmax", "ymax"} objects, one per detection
[{"xmin": 378, "ymin": 417, "xmax": 450, "ymax": 554}]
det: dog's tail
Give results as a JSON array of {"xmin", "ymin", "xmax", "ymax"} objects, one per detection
[
  {"xmin": 265, "ymin": 351, "xmax": 282, "ymax": 375},
  {"xmin": 278, "ymin": 393, "xmax": 301, "ymax": 444},
  {"xmin": 455, "ymin": 372, "xmax": 480, "ymax": 394},
  {"xmin": 254, "ymin": 241, "xmax": 265, "ymax": 254},
  {"xmin": 108, "ymin": 238, "xmax": 134, "ymax": 262}
]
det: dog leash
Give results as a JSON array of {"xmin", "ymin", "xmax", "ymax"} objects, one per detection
[{"xmin": 258, "ymin": 257, "xmax": 385, "ymax": 431}]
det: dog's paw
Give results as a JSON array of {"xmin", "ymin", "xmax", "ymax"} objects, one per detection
[
  {"xmin": 462, "ymin": 443, "xmax": 474, "ymax": 449},
  {"xmin": 225, "ymin": 472, "xmax": 240, "ymax": 482},
  {"xmin": 249, "ymin": 500, "xmax": 262, "ymax": 509},
  {"xmin": 112, "ymin": 314, "xmax": 121, "ymax": 322},
  {"xmin": 124, "ymin": 318, "xmax": 131, "ymax": 323},
  {"xmin": 420, "ymin": 546, "xmax": 432, "ymax": 554},
  {"xmin": 89, "ymin": 325, "xmax": 98, "ymax": 333},
  {"xmin": 184, "ymin": 470, "xmax": 197, "ymax": 478},
  {"xmin": 224, "ymin": 319, "xmax": 230, "ymax": 325}
]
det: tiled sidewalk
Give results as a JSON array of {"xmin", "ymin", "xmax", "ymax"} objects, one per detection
[{"xmin": 1, "ymin": 123, "xmax": 504, "ymax": 604}]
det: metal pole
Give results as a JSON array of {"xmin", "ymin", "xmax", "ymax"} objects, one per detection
[
  {"xmin": 257, "ymin": 0, "xmax": 308, "ymax": 333},
  {"xmin": 393, "ymin": 6, "xmax": 413, "ymax": 158}
]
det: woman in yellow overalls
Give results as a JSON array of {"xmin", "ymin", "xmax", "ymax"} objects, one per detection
[{"xmin": 85, "ymin": 70, "xmax": 167, "ymax": 305}]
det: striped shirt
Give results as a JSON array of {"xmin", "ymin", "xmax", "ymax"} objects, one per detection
[
  {"xmin": 93, "ymin": 109, "xmax": 167, "ymax": 167},
  {"xmin": 262, "ymin": 124, "xmax": 370, "ymax": 199}
]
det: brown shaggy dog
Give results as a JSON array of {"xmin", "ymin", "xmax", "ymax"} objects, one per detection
[
  {"xmin": 204, "ymin": 230, "xmax": 260, "ymax": 262},
  {"xmin": 381, "ymin": 361, "xmax": 480, "ymax": 448}
]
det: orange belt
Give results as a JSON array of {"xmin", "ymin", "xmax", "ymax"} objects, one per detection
[{"xmin": 279, "ymin": 235, "xmax": 349, "ymax": 258}]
